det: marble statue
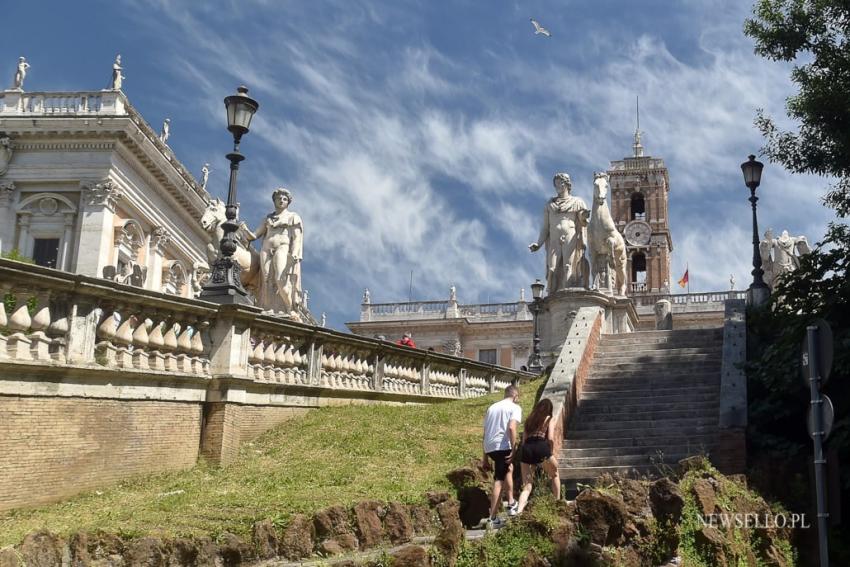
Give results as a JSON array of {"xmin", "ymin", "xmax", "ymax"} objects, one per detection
[
  {"xmin": 0, "ymin": 136, "xmax": 13, "ymax": 176},
  {"xmin": 200, "ymin": 163, "xmax": 210, "ymax": 190},
  {"xmin": 363, "ymin": 288, "xmax": 371, "ymax": 304},
  {"xmin": 200, "ymin": 198, "xmax": 260, "ymax": 289},
  {"xmin": 12, "ymin": 57, "xmax": 29, "ymax": 90},
  {"xmin": 246, "ymin": 187, "xmax": 304, "ymax": 318},
  {"xmin": 111, "ymin": 54, "xmax": 124, "ymax": 90},
  {"xmin": 321, "ymin": 312, "xmax": 327, "ymax": 327},
  {"xmin": 160, "ymin": 118, "xmax": 170, "ymax": 143},
  {"xmin": 449, "ymin": 285, "xmax": 457, "ymax": 302},
  {"xmin": 302, "ymin": 289, "xmax": 310, "ymax": 310},
  {"xmin": 519, "ymin": 287, "xmax": 526, "ymax": 302},
  {"xmin": 760, "ymin": 229, "xmax": 811, "ymax": 288},
  {"xmin": 588, "ymin": 171, "xmax": 627, "ymax": 296},
  {"xmin": 730, "ymin": 274, "xmax": 735, "ymax": 290},
  {"xmin": 529, "ymin": 172, "xmax": 590, "ymax": 291}
]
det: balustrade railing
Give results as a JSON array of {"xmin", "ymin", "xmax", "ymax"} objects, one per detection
[
  {"xmin": 632, "ymin": 290, "xmax": 746, "ymax": 307},
  {"xmin": 364, "ymin": 299, "xmax": 528, "ymax": 322},
  {"xmin": 0, "ymin": 259, "xmax": 530, "ymax": 400}
]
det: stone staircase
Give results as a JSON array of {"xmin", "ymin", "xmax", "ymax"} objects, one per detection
[{"xmin": 559, "ymin": 328, "xmax": 723, "ymax": 489}]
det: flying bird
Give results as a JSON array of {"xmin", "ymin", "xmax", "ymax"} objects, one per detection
[{"xmin": 530, "ymin": 18, "xmax": 551, "ymax": 37}]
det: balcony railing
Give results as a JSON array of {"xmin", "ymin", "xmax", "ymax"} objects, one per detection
[
  {"xmin": 0, "ymin": 91, "xmax": 126, "ymax": 117},
  {"xmin": 0, "ymin": 259, "xmax": 528, "ymax": 399},
  {"xmin": 632, "ymin": 290, "xmax": 747, "ymax": 307}
]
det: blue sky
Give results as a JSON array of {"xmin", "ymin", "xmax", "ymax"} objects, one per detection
[{"xmin": 4, "ymin": 0, "xmax": 836, "ymax": 329}]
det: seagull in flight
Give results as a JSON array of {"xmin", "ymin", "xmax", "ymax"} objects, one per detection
[{"xmin": 530, "ymin": 18, "xmax": 551, "ymax": 37}]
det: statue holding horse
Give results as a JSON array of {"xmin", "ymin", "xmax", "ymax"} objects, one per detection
[{"xmin": 588, "ymin": 172, "xmax": 627, "ymax": 296}]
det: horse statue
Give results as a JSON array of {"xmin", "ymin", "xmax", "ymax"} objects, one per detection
[
  {"xmin": 200, "ymin": 198, "xmax": 260, "ymax": 290},
  {"xmin": 588, "ymin": 172, "xmax": 627, "ymax": 296}
]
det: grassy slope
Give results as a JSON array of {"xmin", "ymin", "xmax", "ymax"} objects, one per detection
[{"xmin": 0, "ymin": 380, "xmax": 542, "ymax": 546}]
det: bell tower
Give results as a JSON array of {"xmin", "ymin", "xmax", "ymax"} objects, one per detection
[{"xmin": 606, "ymin": 115, "xmax": 673, "ymax": 294}]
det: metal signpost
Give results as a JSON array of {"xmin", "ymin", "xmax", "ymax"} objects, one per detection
[{"xmin": 801, "ymin": 319, "xmax": 834, "ymax": 567}]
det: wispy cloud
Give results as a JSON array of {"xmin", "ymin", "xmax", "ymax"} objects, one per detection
[{"xmin": 115, "ymin": 0, "xmax": 835, "ymax": 325}]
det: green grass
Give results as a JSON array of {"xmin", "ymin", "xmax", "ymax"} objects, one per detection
[{"xmin": 0, "ymin": 380, "xmax": 542, "ymax": 546}]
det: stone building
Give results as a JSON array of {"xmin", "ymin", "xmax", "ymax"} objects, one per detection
[
  {"xmin": 347, "ymin": 288, "xmax": 534, "ymax": 370},
  {"xmin": 0, "ymin": 88, "xmax": 210, "ymax": 298}
]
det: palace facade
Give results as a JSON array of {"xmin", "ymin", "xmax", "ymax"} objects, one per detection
[{"xmin": 0, "ymin": 88, "xmax": 211, "ymax": 298}]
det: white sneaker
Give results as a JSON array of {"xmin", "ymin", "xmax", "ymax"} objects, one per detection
[
  {"xmin": 486, "ymin": 516, "xmax": 506, "ymax": 530},
  {"xmin": 508, "ymin": 502, "xmax": 519, "ymax": 516}
]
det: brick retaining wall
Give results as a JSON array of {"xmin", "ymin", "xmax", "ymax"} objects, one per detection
[{"xmin": 0, "ymin": 396, "xmax": 201, "ymax": 510}]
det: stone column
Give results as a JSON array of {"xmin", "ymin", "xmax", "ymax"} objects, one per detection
[
  {"xmin": 16, "ymin": 212, "xmax": 31, "ymax": 255},
  {"xmin": 75, "ymin": 180, "xmax": 123, "ymax": 277},
  {"xmin": 58, "ymin": 213, "xmax": 75, "ymax": 271},
  {"xmin": 149, "ymin": 227, "xmax": 171, "ymax": 291},
  {"xmin": 0, "ymin": 182, "xmax": 16, "ymax": 254}
]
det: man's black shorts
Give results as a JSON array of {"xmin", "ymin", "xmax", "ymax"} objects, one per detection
[{"xmin": 487, "ymin": 449, "xmax": 512, "ymax": 481}]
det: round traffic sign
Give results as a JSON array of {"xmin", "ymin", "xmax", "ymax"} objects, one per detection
[{"xmin": 807, "ymin": 395, "xmax": 835, "ymax": 441}]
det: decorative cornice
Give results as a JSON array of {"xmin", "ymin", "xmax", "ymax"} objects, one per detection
[{"xmin": 80, "ymin": 179, "xmax": 123, "ymax": 211}]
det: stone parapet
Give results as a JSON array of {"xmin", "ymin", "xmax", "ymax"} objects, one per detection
[
  {"xmin": 0, "ymin": 259, "xmax": 533, "ymax": 504},
  {"xmin": 539, "ymin": 307, "xmax": 603, "ymax": 457}
]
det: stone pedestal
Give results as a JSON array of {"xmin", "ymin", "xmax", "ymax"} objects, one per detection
[{"xmin": 538, "ymin": 288, "xmax": 637, "ymax": 366}]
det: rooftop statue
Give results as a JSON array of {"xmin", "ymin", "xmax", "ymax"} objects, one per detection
[
  {"xmin": 760, "ymin": 228, "xmax": 811, "ymax": 289},
  {"xmin": 200, "ymin": 163, "xmax": 210, "ymax": 190},
  {"xmin": 12, "ymin": 57, "xmax": 29, "ymax": 90},
  {"xmin": 160, "ymin": 118, "xmax": 170, "ymax": 143},
  {"xmin": 529, "ymin": 172, "xmax": 590, "ymax": 292},
  {"xmin": 111, "ymin": 54, "xmax": 125, "ymax": 91},
  {"xmin": 246, "ymin": 187, "xmax": 304, "ymax": 319},
  {"xmin": 588, "ymin": 171, "xmax": 627, "ymax": 296}
]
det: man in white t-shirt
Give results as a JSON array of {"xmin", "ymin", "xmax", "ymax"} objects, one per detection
[{"xmin": 481, "ymin": 384, "xmax": 522, "ymax": 527}]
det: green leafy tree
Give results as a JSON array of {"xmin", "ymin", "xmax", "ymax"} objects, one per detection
[{"xmin": 745, "ymin": 0, "xmax": 850, "ymax": 560}]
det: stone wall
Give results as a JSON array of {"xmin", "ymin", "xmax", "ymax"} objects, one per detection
[
  {"xmin": 539, "ymin": 307, "xmax": 603, "ymax": 456},
  {"xmin": 0, "ymin": 396, "xmax": 201, "ymax": 510},
  {"xmin": 0, "ymin": 259, "xmax": 532, "ymax": 511}
]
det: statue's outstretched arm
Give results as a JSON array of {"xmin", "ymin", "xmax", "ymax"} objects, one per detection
[{"xmin": 530, "ymin": 204, "xmax": 549, "ymax": 251}]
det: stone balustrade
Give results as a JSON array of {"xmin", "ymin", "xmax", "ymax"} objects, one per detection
[
  {"xmin": 0, "ymin": 90, "xmax": 125, "ymax": 116},
  {"xmin": 0, "ymin": 258, "xmax": 529, "ymax": 399},
  {"xmin": 362, "ymin": 299, "xmax": 531, "ymax": 322}
]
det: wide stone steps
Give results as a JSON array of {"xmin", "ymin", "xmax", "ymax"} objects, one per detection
[
  {"xmin": 558, "ymin": 327, "xmax": 724, "ymax": 488},
  {"xmin": 563, "ymin": 433, "xmax": 718, "ymax": 450},
  {"xmin": 574, "ymin": 404, "xmax": 717, "ymax": 421},
  {"xmin": 579, "ymin": 387, "xmax": 719, "ymax": 401},
  {"xmin": 560, "ymin": 452, "xmax": 695, "ymax": 468}
]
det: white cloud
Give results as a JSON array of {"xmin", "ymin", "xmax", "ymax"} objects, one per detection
[{"xmin": 123, "ymin": 0, "xmax": 837, "ymax": 326}]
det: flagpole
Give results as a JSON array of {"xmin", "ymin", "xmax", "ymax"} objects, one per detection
[{"xmin": 686, "ymin": 262, "xmax": 690, "ymax": 297}]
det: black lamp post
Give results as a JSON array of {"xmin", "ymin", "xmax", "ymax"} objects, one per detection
[
  {"xmin": 740, "ymin": 154, "xmax": 769, "ymax": 308},
  {"xmin": 201, "ymin": 85, "xmax": 259, "ymax": 304},
  {"xmin": 527, "ymin": 279, "xmax": 545, "ymax": 373}
]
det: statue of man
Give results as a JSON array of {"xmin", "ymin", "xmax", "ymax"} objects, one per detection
[
  {"xmin": 759, "ymin": 228, "xmax": 776, "ymax": 288},
  {"xmin": 200, "ymin": 163, "xmax": 210, "ymax": 190},
  {"xmin": 111, "ymin": 54, "xmax": 125, "ymax": 90},
  {"xmin": 529, "ymin": 172, "xmax": 590, "ymax": 291},
  {"xmin": 160, "ymin": 118, "xmax": 170, "ymax": 143},
  {"xmin": 0, "ymin": 135, "xmax": 13, "ymax": 176},
  {"xmin": 12, "ymin": 57, "xmax": 30, "ymax": 90},
  {"xmin": 246, "ymin": 187, "xmax": 304, "ymax": 318}
]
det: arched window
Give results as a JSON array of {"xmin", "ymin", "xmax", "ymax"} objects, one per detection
[
  {"xmin": 630, "ymin": 193, "xmax": 646, "ymax": 220},
  {"xmin": 631, "ymin": 252, "xmax": 647, "ymax": 292}
]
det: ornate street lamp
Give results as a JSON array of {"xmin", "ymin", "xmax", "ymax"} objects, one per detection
[
  {"xmin": 740, "ymin": 154, "xmax": 769, "ymax": 308},
  {"xmin": 201, "ymin": 86, "xmax": 259, "ymax": 304},
  {"xmin": 527, "ymin": 279, "xmax": 545, "ymax": 373}
]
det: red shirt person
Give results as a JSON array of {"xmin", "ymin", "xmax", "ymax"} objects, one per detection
[{"xmin": 397, "ymin": 332, "xmax": 417, "ymax": 348}]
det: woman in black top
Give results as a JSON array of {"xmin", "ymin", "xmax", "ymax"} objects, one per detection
[{"xmin": 516, "ymin": 398, "xmax": 561, "ymax": 514}]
